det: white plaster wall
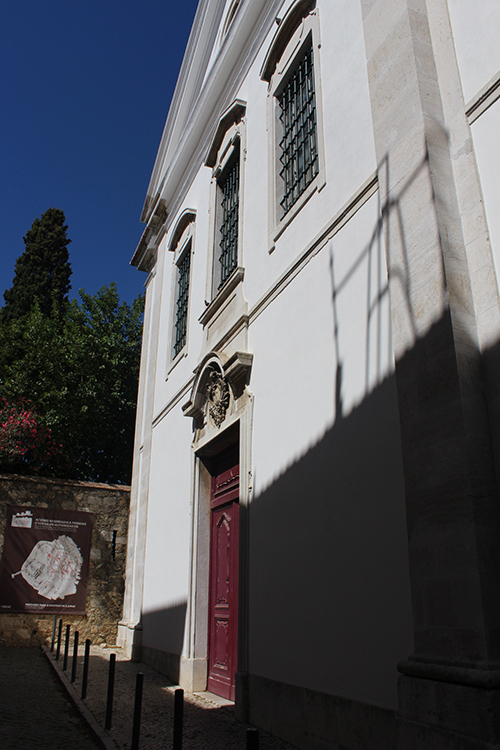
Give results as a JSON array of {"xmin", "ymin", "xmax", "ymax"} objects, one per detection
[
  {"xmin": 147, "ymin": 0, "xmax": 379, "ymax": 412},
  {"xmin": 141, "ymin": 408, "xmax": 194, "ymax": 655},
  {"xmin": 152, "ymin": 169, "xmax": 212, "ymax": 415},
  {"xmin": 250, "ymin": 193, "xmax": 391, "ymax": 493},
  {"xmin": 136, "ymin": 0, "xmax": 411, "ymax": 709},
  {"xmin": 234, "ymin": 57, "xmax": 269, "ymax": 305},
  {"xmin": 249, "ymin": 245, "xmax": 337, "ymax": 493},
  {"xmin": 329, "ymin": 195, "xmax": 393, "ymax": 414},
  {"xmin": 316, "ymin": 0, "xmax": 377, "ymax": 205},
  {"xmin": 247, "ymin": 193, "xmax": 412, "ymax": 709},
  {"xmin": 243, "ymin": 0, "xmax": 377, "ymax": 309},
  {"xmin": 471, "ymin": 101, "xmax": 500, "ymax": 288},
  {"xmin": 447, "ymin": 0, "xmax": 500, "ymax": 103}
]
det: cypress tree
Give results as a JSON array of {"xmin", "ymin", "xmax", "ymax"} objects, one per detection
[{"xmin": 2, "ymin": 208, "xmax": 72, "ymax": 321}]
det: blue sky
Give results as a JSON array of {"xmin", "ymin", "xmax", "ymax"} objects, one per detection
[{"xmin": 1, "ymin": 0, "xmax": 199, "ymax": 306}]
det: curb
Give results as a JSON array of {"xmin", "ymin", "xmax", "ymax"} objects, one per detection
[{"xmin": 41, "ymin": 645, "xmax": 117, "ymax": 750}]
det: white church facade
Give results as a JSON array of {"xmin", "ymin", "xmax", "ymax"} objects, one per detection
[{"xmin": 119, "ymin": 1, "xmax": 500, "ymax": 748}]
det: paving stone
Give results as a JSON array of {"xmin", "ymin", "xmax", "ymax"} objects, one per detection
[
  {"xmin": 61, "ymin": 644, "xmax": 298, "ymax": 750},
  {"xmin": 0, "ymin": 646, "xmax": 100, "ymax": 750}
]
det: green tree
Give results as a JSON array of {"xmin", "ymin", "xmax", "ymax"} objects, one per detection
[
  {"xmin": 2, "ymin": 208, "xmax": 72, "ymax": 322},
  {"xmin": 0, "ymin": 285, "xmax": 143, "ymax": 484},
  {"xmin": 63, "ymin": 285, "xmax": 144, "ymax": 483}
]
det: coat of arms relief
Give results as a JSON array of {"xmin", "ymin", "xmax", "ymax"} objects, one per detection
[{"xmin": 206, "ymin": 369, "xmax": 230, "ymax": 427}]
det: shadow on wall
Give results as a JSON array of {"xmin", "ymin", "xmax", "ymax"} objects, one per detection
[
  {"xmin": 243, "ymin": 150, "xmax": 441, "ymax": 710},
  {"xmin": 248, "ymin": 367, "xmax": 413, "ymax": 710},
  {"xmin": 248, "ymin": 305, "xmax": 500, "ymax": 703},
  {"xmin": 141, "ymin": 601, "xmax": 187, "ymax": 683},
  {"xmin": 246, "ymin": 142, "xmax": 500, "ymax": 710}
]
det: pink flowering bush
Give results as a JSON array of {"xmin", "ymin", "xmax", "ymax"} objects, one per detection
[{"xmin": 0, "ymin": 397, "xmax": 69, "ymax": 474}]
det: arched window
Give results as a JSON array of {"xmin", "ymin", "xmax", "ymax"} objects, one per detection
[
  {"xmin": 204, "ymin": 100, "xmax": 246, "ymax": 304},
  {"xmin": 261, "ymin": 0, "xmax": 325, "ymax": 246},
  {"xmin": 167, "ymin": 210, "xmax": 196, "ymax": 368}
]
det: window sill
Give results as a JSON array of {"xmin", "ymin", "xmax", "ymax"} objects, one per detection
[
  {"xmin": 199, "ymin": 267, "xmax": 245, "ymax": 327},
  {"xmin": 272, "ymin": 174, "xmax": 325, "ymax": 247},
  {"xmin": 166, "ymin": 348, "xmax": 188, "ymax": 379}
]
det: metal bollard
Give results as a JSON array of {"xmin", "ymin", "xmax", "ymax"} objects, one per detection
[
  {"xmin": 81, "ymin": 639, "xmax": 91, "ymax": 700},
  {"xmin": 63, "ymin": 624, "xmax": 70, "ymax": 671},
  {"xmin": 173, "ymin": 688, "xmax": 184, "ymax": 750},
  {"xmin": 105, "ymin": 653, "xmax": 116, "ymax": 730},
  {"xmin": 131, "ymin": 672, "xmax": 144, "ymax": 750},
  {"xmin": 247, "ymin": 728, "xmax": 259, "ymax": 750},
  {"xmin": 56, "ymin": 619, "xmax": 63, "ymax": 660},
  {"xmin": 71, "ymin": 631, "xmax": 79, "ymax": 683},
  {"xmin": 50, "ymin": 615, "xmax": 57, "ymax": 652}
]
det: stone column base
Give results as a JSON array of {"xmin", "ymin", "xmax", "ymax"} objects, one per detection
[
  {"xmin": 116, "ymin": 619, "xmax": 142, "ymax": 661},
  {"xmin": 179, "ymin": 657, "xmax": 207, "ymax": 693},
  {"xmin": 234, "ymin": 671, "xmax": 249, "ymax": 722},
  {"xmin": 398, "ymin": 670, "xmax": 500, "ymax": 749},
  {"xmin": 398, "ymin": 716, "xmax": 500, "ymax": 750}
]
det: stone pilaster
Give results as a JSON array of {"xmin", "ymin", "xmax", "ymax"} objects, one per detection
[
  {"xmin": 361, "ymin": 0, "xmax": 500, "ymax": 746},
  {"xmin": 118, "ymin": 256, "xmax": 162, "ymax": 660}
]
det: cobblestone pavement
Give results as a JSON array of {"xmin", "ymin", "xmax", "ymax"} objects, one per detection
[
  {"xmin": 4, "ymin": 643, "xmax": 298, "ymax": 750},
  {"xmin": 67, "ymin": 645, "xmax": 298, "ymax": 750},
  {"xmin": 0, "ymin": 646, "xmax": 101, "ymax": 750}
]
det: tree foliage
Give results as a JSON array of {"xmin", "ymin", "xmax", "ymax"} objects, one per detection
[
  {"xmin": 0, "ymin": 286, "xmax": 143, "ymax": 484},
  {"xmin": 0, "ymin": 397, "xmax": 70, "ymax": 475},
  {"xmin": 0, "ymin": 210, "xmax": 144, "ymax": 484},
  {"xmin": 2, "ymin": 208, "xmax": 72, "ymax": 322}
]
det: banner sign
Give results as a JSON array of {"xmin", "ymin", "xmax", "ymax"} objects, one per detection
[{"xmin": 0, "ymin": 505, "xmax": 94, "ymax": 615}]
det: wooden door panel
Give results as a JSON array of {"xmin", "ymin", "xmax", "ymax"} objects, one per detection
[
  {"xmin": 207, "ymin": 450, "xmax": 239, "ymax": 700},
  {"xmin": 213, "ymin": 618, "xmax": 230, "ymax": 671},
  {"xmin": 214, "ymin": 512, "xmax": 231, "ymax": 609}
]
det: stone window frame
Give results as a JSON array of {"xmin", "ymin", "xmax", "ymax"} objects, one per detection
[
  {"xmin": 261, "ymin": 0, "xmax": 326, "ymax": 250},
  {"xmin": 215, "ymin": 142, "xmax": 241, "ymax": 293},
  {"xmin": 203, "ymin": 100, "xmax": 247, "ymax": 319},
  {"xmin": 167, "ymin": 210, "xmax": 196, "ymax": 374}
]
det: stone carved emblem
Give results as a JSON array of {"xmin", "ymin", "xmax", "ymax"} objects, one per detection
[{"xmin": 206, "ymin": 369, "xmax": 230, "ymax": 427}]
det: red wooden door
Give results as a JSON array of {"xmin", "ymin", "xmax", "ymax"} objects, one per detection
[{"xmin": 207, "ymin": 448, "xmax": 239, "ymax": 700}]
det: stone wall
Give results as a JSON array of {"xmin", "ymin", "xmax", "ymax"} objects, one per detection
[{"xmin": 0, "ymin": 473, "xmax": 129, "ymax": 647}]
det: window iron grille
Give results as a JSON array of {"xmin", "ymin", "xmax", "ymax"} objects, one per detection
[
  {"xmin": 174, "ymin": 246, "xmax": 191, "ymax": 357},
  {"xmin": 218, "ymin": 154, "xmax": 239, "ymax": 289},
  {"xmin": 278, "ymin": 45, "xmax": 319, "ymax": 216}
]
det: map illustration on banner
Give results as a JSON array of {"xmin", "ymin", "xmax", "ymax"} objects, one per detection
[
  {"xmin": 0, "ymin": 506, "xmax": 94, "ymax": 615},
  {"xmin": 12, "ymin": 536, "xmax": 83, "ymax": 600}
]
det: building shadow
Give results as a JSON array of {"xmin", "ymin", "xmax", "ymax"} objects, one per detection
[
  {"xmin": 141, "ymin": 601, "xmax": 188, "ymax": 683},
  {"xmin": 68, "ymin": 646, "xmax": 296, "ymax": 749}
]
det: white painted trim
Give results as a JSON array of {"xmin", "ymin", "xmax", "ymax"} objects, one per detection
[
  {"xmin": 143, "ymin": 0, "xmax": 283, "ymax": 228},
  {"xmin": 250, "ymin": 171, "xmax": 379, "ymax": 324},
  {"xmin": 204, "ymin": 112, "xmax": 247, "ymax": 307},
  {"xmin": 466, "ymin": 69, "xmax": 500, "ymax": 124},
  {"xmin": 151, "ymin": 376, "xmax": 195, "ymax": 429},
  {"xmin": 166, "ymin": 220, "xmax": 197, "ymax": 374},
  {"xmin": 186, "ymin": 389, "xmax": 254, "ymax": 686},
  {"xmin": 265, "ymin": 9, "xmax": 326, "ymax": 248},
  {"xmin": 200, "ymin": 267, "xmax": 245, "ymax": 326}
]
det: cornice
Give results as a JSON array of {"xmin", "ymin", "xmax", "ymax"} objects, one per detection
[
  {"xmin": 260, "ymin": 0, "xmax": 316, "ymax": 82},
  {"xmin": 167, "ymin": 208, "xmax": 197, "ymax": 253},
  {"xmin": 141, "ymin": 0, "xmax": 225, "ymax": 222},
  {"xmin": 142, "ymin": 0, "xmax": 283, "ymax": 228},
  {"xmin": 205, "ymin": 99, "xmax": 247, "ymax": 168},
  {"xmin": 131, "ymin": 199, "xmax": 167, "ymax": 271}
]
